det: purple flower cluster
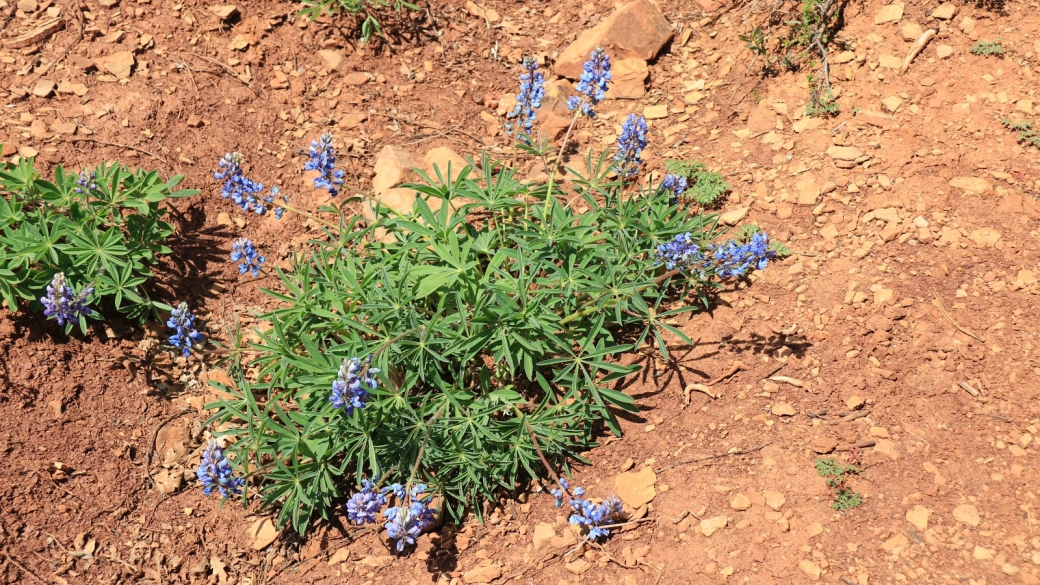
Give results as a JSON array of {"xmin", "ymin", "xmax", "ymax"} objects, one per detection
[
  {"xmin": 330, "ymin": 356, "xmax": 379, "ymax": 415},
  {"xmin": 75, "ymin": 170, "xmax": 98, "ymax": 194},
  {"xmin": 566, "ymin": 47, "xmax": 612, "ymax": 117},
  {"xmin": 614, "ymin": 114, "xmax": 648, "ymax": 178},
  {"xmin": 507, "ymin": 56, "xmax": 545, "ymax": 138},
  {"xmin": 196, "ymin": 440, "xmax": 245, "ymax": 499},
  {"xmin": 40, "ymin": 272, "xmax": 92, "ymax": 326},
  {"xmin": 230, "ymin": 237, "xmax": 265, "ymax": 277},
  {"xmin": 215, "ymin": 152, "xmax": 273, "ymax": 215},
  {"xmin": 660, "ymin": 173, "xmax": 688, "ymax": 205},
  {"xmin": 655, "ymin": 231, "xmax": 777, "ymax": 278},
  {"xmin": 167, "ymin": 302, "xmax": 205, "ymax": 357},
  {"xmin": 304, "ymin": 132, "xmax": 345, "ymax": 197},
  {"xmin": 384, "ymin": 484, "xmax": 437, "ymax": 551},
  {"xmin": 346, "ymin": 479, "xmax": 388, "ymax": 525},
  {"xmin": 549, "ymin": 478, "xmax": 624, "ymax": 540},
  {"xmin": 711, "ymin": 231, "xmax": 776, "ymax": 278}
]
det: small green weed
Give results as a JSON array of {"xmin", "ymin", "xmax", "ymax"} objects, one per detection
[
  {"xmin": 663, "ymin": 160, "xmax": 731, "ymax": 207},
  {"xmin": 298, "ymin": 0, "xmax": 420, "ymax": 43},
  {"xmin": 0, "ymin": 146, "xmax": 198, "ymax": 331},
  {"xmin": 815, "ymin": 457, "xmax": 862, "ymax": 511},
  {"xmin": 1002, "ymin": 118, "xmax": 1040, "ymax": 148},
  {"xmin": 970, "ymin": 39, "xmax": 1005, "ymax": 57},
  {"xmin": 805, "ymin": 88, "xmax": 840, "ymax": 118}
]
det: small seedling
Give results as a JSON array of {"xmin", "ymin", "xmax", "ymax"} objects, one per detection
[
  {"xmin": 806, "ymin": 88, "xmax": 841, "ymax": 118},
  {"xmin": 663, "ymin": 160, "xmax": 731, "ymax": 207},
  {"xmin": 1001, "ymin": 118, "xmax": 1040, "ymax": 149},
  {"xmin": 815, "ymin": 457, "xmax": 862, "ymax": 511},
  {"xmin": 298, "ymin": 0, "xmax": 420, "ymax": 43},
  {"xmin": 970, "ymin": 39, "xmax": 1005, "ymax": 57},
  {"xmin": 740, "ymin": 27, "xmax": 768, "ymax": 56}
]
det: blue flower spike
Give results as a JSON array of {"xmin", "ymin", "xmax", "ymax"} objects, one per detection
[
  {"xmin": 304, "ymin": 132, "xmax": 345, "ymax": 196},
  {"xmin": 383, "ymin": 484, "xmax": 438, "ymax": 552},
  {"xmin": 40, "ymin": 272, "xmax": 93, "ymax": 326},
  {"xmin": 215, "ymin": 152, "xmax": 269, "ymax": 214},
  {"xmin": 661, "ymin": 173, "xmax": 688, "ymax": 205},
  {"xmin": 167, "ymin": 302, "xmax": 205, "ymax": 357},
  {"xmin": 547, "ymin": 480, "xmax": 624, "ymax": 541},
  {"xmin": 654, "ymin": 230, "xmax": 778, "ymax": 279},
  {"xmin": 566, "ymin": 47, "xmax": 612, "ymax": 117},
  {"xmin": 506, "ymin": 56, "xmax": 545, "ymax": 140},
  {"xmin": 346, "ymin": 479, "xmax": 388, "ymax": 525},
  {"xmin": 614, "ymin": 114, "xmax": 648, "ymax": 178},
  {"xmin": 196, "ymin": 439, "xmax": 245, "ymax": 499},
  {"xmin": 330, "ymin": 356, "xmax": 380, "ymax": 415},
  {"xmin": 230, "ymin": 237, "xmax": 265, "ymax": 277},
  {"xmin": 75, "ymin": 170, "xmax": 98, "ymax": 194}
]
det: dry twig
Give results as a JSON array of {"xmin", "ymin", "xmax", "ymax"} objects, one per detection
[
  {"xmin": 656, "ymin": 442, "xmax": 771, "ymax": 473},
  {"xmin": 932, "ymin": 288, "xmax": 982, "ymax": 341}
]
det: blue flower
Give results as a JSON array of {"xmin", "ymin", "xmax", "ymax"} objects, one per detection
[
  {"xmin": 654, "ymin": 231, "xmax": 778, "ymax": 278},
  {"xmin": 270, "ymin": 186, "xmax": 290, "ymax": 219},
  {"xmin": 40, "ymin": 272, "xmax": 92, "ymax": 326},
  {"xmin": 661, "ymin": 173, "xmax": 688, "ymax": 205},
  {"xmin": 346, "ymin": 479, "xmax": 387, "ymax": 525},
  {"xmin": 215, "ymin": 152, "xmax": 268, "ymax": 214},
  {"xmin": 330, "ymin": 356, "xmax": 379, "ymax": 415},
  {"xmin": 167, "ymin": 302, "xmax": 205, "ymax": 357},
  {"xmin": 230, "ymin": 237, "xmax": 265, "ymax": 277},
  {"xmin": 196, "ymin": 440, "xmax": 245, "ymax": 499},
  {"xmin": 304, "ymin": 132, "xmax": 345, "ymax": 197},
  {"xmin": 75, "ymin": 170, "xmax": 98, "ymax": 194},
  {"xmin": 614, "ymin": 114, "xmax": 648, "ymax": 178},
  {"xmin": 566, "ymin": 47, "xmax": 611, "ymax": 117},
  {"xmin": 384, "ymin": 485, "xmax": 437, "ymax": 551},
  {"xmin": 547, "ymin": 481, "xmax": 624, "ymax": 541},
  {"xmin": 506, "ymin": 56, "xmax": 545, "ymax": 139}
]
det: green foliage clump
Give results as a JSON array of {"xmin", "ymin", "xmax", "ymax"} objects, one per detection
[
  {"xmin": 664, "ymin": 160, "xmax": 731, "ymax": 207},
  {"xmin": 207, "ymin": 152, "xmax": 735, "ymax": 533},
  {"xmin": 815, "ymin": 457, "xmax": 862, "ymax": 511},
  {"xmin": 298, "ymin": 0, "xmax": 420, "ymax": 43},
  {"xmin": 0, "ymin": 148, "xmax": 197, "ymax": 328},
  {"xmin": 970, "ymin": 39, "xmax": 1005, "ymax": 57},
  {"xmin": 1001, "ymin": 118, "xmax": 1040, "ymax": 149},
  {"xmin": 806, "ymin": 88, "xmax": 840, "ymax": 118}
]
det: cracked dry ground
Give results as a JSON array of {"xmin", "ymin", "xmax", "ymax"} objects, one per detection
[{"xmin": 2, "ymin": 0, "xmax": 1040, "ymax": 584}]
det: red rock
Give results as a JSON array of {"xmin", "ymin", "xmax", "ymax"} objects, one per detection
[{"xmin": 555, "ymin": 0, "xmax": 672, "ymax": 80}]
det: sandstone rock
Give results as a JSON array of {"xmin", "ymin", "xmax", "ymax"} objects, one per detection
[
  {"xmin": 874, "ymin": 3, "xmax": 904, "ymax": 24},
  {"xmin": 318, "ymin": 50, "xmax": 345, "ymax": 71},
  {"xmin": 874, "ymin": 439, "xmax": 900, "ymax": 460},
  {"xmin": 421, "ymin": 146, "xmax": 473, "ymax": 183},
  {"xmin": 555, "ymin": 0, "xmax": 672, "ymax": 80},
  {"xmin": 952, "ymin": 504, "xmax": 980, "ymax": 526},
  {"xmin": 795, "ymin": 176, "xmax": 819, "ymax": 205},
  {"xmin": 937, "ymin": 45, "xmax": 953, "ymax": 59},
  {"xmin": 968, "ymin": 227, "xmax": 1000, "ymax": 248},
  {"xmin": 720, "ymin": 206, "xmax": 749, "ymax": 225},
  {"xmin": 247, "ymin": 518, "xmax": 279, "ymax": 550},
  {"xmin": 834, "ymin": 51, "xmax": 856, "ymax": 64},
  {"xmin": 882, "ymin": 534, "xmax": 909, "ymax": 553},
  {"xmin": 1016, "ymin": 100, "xmax": 1035, "ymax": 115},
  {"xmin": 878, "ymin": 54, "xmax": 903, "ymax": 69},
  {"xmin": 343, "ymin": 72, "xmax": 370, "ymax": 85},
  {"xmin": 95, "ymin": 51, "xmax": 135, "ymax": 78},
  {"xmin": 32, "ymin": 79, "xmax": 55, "ymax": 97},
  {"xmin": 373, "ymin": 145, "xmax": 419, "ymax": 195},
  {"xmin": 846, "ymin": 396, "xmax": 865, "ymax": 410},
  {"xmin": 532, "ymin": 522, "xmax": 556, "ymax": 551},
  {"xmin": 643, "ymin": 104, "xmax": 668, "ymax": 120},
  {"xmin": 973, "ymin": 545, "xmax": 994, "ymax": 560},
  {"xmin": 731, "ymin": 493, "xmax": 751, "ymax": 510},
  {"xmin": 932, "ymin": 3, "xmax": 957, "ymax": 19},
  {"xmin": 565, "ymin": 559, "xmax": 591, "ymax": 575},
  {"xmin": 700, "ymin": 515, "xmax": 728, "ymax": 537},
  {"xmin": 906, "ymin": 505, "xmax": 931, "ymax": 531},
  {"xmin": 463, "ymin": 565, "xmax": 503, "ymax": 584},
  {"xmin": 799, "ymin": 559, "xmax": 821, "ymax": 579},
  {"xmin": 900, "ymin": 22, "xmax": 923, "ymax": 41},
  {"xmin": 607, "ymin": 58, "xmax": 648, "ymax": 99},
  {"xmin": 616, "ymin": 466, "xmax": 657, "ymax": 508},
  {"xmin": 949, "ymin": 176, "xmax": 990, "ymax": 194},
  {"xmin": 826, "ymin": 145, "xmax": 863, "ymax": 161},
  {"xmin": 870, "ymin": 426, "xmax": 890, "ymax": 438},
  {"xmin": 882, "ymin": 95, "xmax": 903, "ymax": 112},
  {"xmin": 959, "ymin": 17, "xmax": 976, "ymax": 34},
  {"xmin": 532, "ymin": 79, "xmax": 576, "ymax": 138},
  {"xmin": 812, "ymin": 436, "xmax": 838, "ymax": 454},
  {"xmin": 763, "ymin": 490, "xmax": 786, "ymax": 511},
  {"xmin": 328, "ymin": 548, "xmax": 351, "ymax": 565},
  {"xmin": 772, "ymin": 402, "xmax": 796, "ymax": 416}
]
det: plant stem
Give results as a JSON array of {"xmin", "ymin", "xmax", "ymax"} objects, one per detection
[
  {"xmin": 558, "ymin": 268, "xmax": 682, "ymax": 325},
  {"xmin": 541, "ymin": 102, "xmax": 585, "ymax": 221},
  {"xmin": 405, "ymin": 404, "xmax": 446, "ymax": 491},
  {"xmin": 523, "ymin": 418, "xmax": 572, "ymax": 504},
  {"xmin": 279, "ymin": 202, "xmax": 341, "ymax": 232}
]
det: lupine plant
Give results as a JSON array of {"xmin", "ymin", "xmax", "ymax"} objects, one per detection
[
  {"xmin": 230, "ymin": 237, "xmax": 265, "ymax": 276},
  {"xmin": 167, "ymin": 302, "xmax": 205, "ymax": 357},
  {"xmin": 204, "ymin": 48, "xmax": 783, "ymax": 541},
  {"xmin": 0, "ymin": 150, "xmax": 198, "ymax": 328}
]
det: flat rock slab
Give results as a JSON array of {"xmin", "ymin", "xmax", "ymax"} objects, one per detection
[
  {"xmin": 615, "ymin": 466, "xmax": 656, "ymax": 508},
  {"xmin": 875, "ymin": 3, "xmax": 904, "ymax": 24},
  {"xmin": 555, "ymin": 0, "xmax": 672, "ymax": 79}
]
